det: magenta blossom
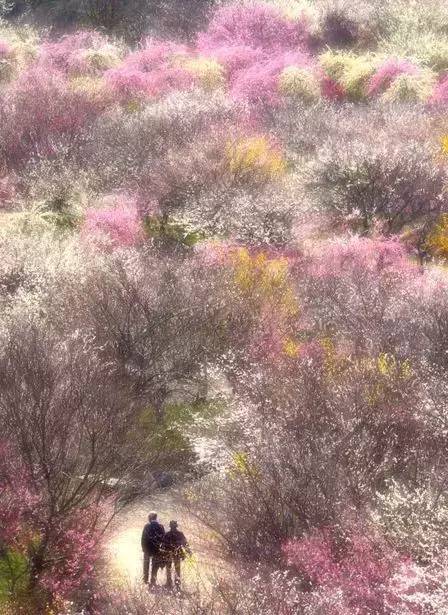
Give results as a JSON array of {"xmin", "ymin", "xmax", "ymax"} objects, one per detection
[
  {"xmin": 198, "ymin": 3, "xmax": 310, "ymax": 54},
  {"xmin": 430, "ymin": 75, "xmax": 448, "ymax": 105},
  {"xmin": 284, "ymin": 527, "xmax": 409, "ymax": 613},
  {"xmin": 231, "ymin": 50, "xmax": 313, "ymax": 106},
  {"xmin": 105, "ymin": 41, "xmax": 193, "ymax": 102},
  {"xmin": 83, "ymin": 195, "xmax": 142, "ymax": 249},
  {"xmin": 368, "ymin": 58, "xmax": 419, "ymax": 97},
  {"xmin": 38, "ymin": 31, "xmax": 110, "ymax": 75}
]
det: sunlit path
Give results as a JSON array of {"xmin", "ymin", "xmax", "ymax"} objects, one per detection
[{"xmin": 104, "ymin": 491, "xmax": 235, "ymax": 594}]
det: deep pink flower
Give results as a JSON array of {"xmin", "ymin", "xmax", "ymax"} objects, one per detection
[
  {"xmin": 105, "ymin": 41, "xmax": 193, "ymax": 102},
  {"xmin": 284, "ymin": 527, "xmax": 409, "ymax": 613},
  {"xmin": 430, "ymin": 75, "xmax": 448, "ymax": 105},
  {"xmin": 206, "ymin": 44, "xmax": 266, "ymax": 83},
  {"xmin": 368, "ymin": 58, "xmax": 419, "ymax": 97},
  {"xmin": 198, "ymin": 3, "xmax": 310, "ymax": 53},
  {"xmin": 320, "ymin": 73, "xmax": 345, "ymax": 100},
  {"xmin": 231, "ymin": 50, "xmax": 313, "ymax": 106},
  {"xmin": 1, "ymin": 66, "xmax": 107, "ymax": 164}
]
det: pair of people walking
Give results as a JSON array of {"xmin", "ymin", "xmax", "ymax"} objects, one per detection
[{"xmin": 141, "ymin": 512, "xmax": 191, "ymax": 590}]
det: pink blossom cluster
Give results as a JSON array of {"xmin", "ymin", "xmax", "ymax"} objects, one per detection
[
  {"xmin": 38, "ymin": 31, "xmax": 112, "ymax": 76},
  {"xmin": 1, "ymin": 65, "xmax": 108, "ymax": 164},
  {"xmin": 308, "ymin": 237, "xmax": 416, "ymax": 279},
  {"xmin": 198, "ymin": 3, "xmax": 314, "ymax": 107},
  {"xmin": 430, "ymin": 75, "xmax": 448, "ymax": 105},
  {"xmin": 40, "ymin": 506, "xmax": 102, "ymax": 598},
  {"xmin": 82, "ymin": 194, "xmax": 143, "ymax": 249},
  {"xmin": 0, "ymin": 442, "xmax": 40, "ymax": 546},
  {"xmin": 1, "ymin": 440, "xmax": 103, "ymax": 601},
  {"xmin": 367, "ymin": 58, "xmax": 420, "ymax": 97},
  {"xmin": 0, "ymin": 39, "xmax": 12, "ymax": 57},
  {"xmin": 284, "ymin": 528, "xmax": 416, "ymax": 613},
  {"xmin": 105, "ymin": 41, "xmax": 193, "ymax": 103}
]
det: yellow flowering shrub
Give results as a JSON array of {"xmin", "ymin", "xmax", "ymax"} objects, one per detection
[
  {"xmin": 376, "ymin": 353, "xmax": 412, "ymax": 379},
  {"xmin": 283, "ymin": 337, "xmax": 301, "ymax": 357},
  {"xmin": 319, "ymin": 51, "xmax": 377, "ymax": 101},
  {"xmin": 230, "ymin": 451, "xmax": 259, "ymax": 479},
  {"xmin": 183, "ymin": 56, "xmax": 225, "ymax": 90},
  {"xmin": 279, "ymin": 66, "xmax": 320, "ymax": 102},
  {"xmin": 356, "ymin": 353, "xmax": 412, "ymax": 406},
  {"xmin": 318, "ymin": 341, "xmax": 412, "ymax": 394},
  {"xmin": 227, "ymin": 136, "xmax": 286, "ymax": 182},
  {"xmin": 232, "ymin": 247, "xmax": 298, "ymax": 316},
  {"xmin": 425, "ymin": 214, "xmax": 448, "ymax": 259},
  {"xmin": 321, "ymin": 336, "xmax": 341, "ymax": 376}
]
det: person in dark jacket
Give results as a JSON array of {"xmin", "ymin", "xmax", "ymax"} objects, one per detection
[
  {"xmin": 162, "ymin": 520, "xmax": 191, "ymax": 590},
  {"xmin": 141, "ymin": 511, "xmax": 165, "ymax": 585}
]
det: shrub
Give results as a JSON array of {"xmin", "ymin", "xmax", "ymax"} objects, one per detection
[
  {"xmin": 0, "ymin": 25, "xmax": 38, "ymax": 83},
  {"xmin": 367, "ymin": 57, "xmax": 419, "ymax": 97},
  {"xmin": 424, "ymin": 213, "xmax": 448, "ymax": 259},
  {"xmin": 182, "ymin": 55, "xmax": 225, "ymax": 91},
  {"xmin": 381, "ymin": 71, "xmax": 436, "ymax": 103},
  {"xmin": 279, "ymin": 65, "xmax": 320, "ymax": 102},
  {"xmin": 379, "ymin": 0, "xmax": 448, "ymax": 68},
  {"xmin": 0, "ymin": 175, "xmax": 15, "ymax": 209},
  {"xmin": 319, "ymin": 1, "xmax": 359, "ymax": 48},
  {"xmin": 197, "ymin": 2, "xmax": 311, "ymax": 54},
  {"xmin": 227, "ymin": 135, "xmax": 286, "ymax": 182},
  {"xmin": 284, "ymin": 527, "xmax": 402, "ymax": 613},
  {"xmin": 231, "ymin": 50, "xmax": 312, "ymax": 106},
  {"xmin": 82, "ymin": 90, "xmax": 241, "ymax": 196},
  {"xmin": 0, "ymin": 66, "xmax": 108, "ymax": 167},
  {"xmin": 37, "ymin": 31, "xmax": 122, "ymax": 77},
  {"xmin": 306, "ymin": 140, "xmax": 448, "ymax": 239},
  {"xmin": 373, "ymin": 479, "xmax": 448, "ymax": 561},
  {"xmin": 82, "ymin": 194, "xmax": 142, "ymax": 248},
  {"xmin": 316, "ymin": 0, "xmax": 385, "ymax": 51},
  {"xmin": 104, "ymin": 41, "xmax": 193, "ymax": 104},
  {"xmin": 430, "ymin": 75, "xmax": 448, "ymax": 104},
  {"xmin": 204, "ymin": 44, "xmax": 265, "ymax": 83},
  {"xmin": 319, "ymin": 51, "xmax": 376, "ymax": 101},
  {"xmin": 320, "ymin": 73, "xmax": 345, "ymax": 99}
]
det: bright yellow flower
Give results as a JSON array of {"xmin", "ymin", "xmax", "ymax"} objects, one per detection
[
  {"xmin": 283, "ymin": 337, "xmax": 301, "ymax": 357},
  {"xmin": 227, "ymin": 136, "xmax": 286, "ymax": 181}
]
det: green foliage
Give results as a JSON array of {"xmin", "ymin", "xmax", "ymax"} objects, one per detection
[
  {"xmin": 319, "ymin": 51, "xmax": 377, "ymax": 100},
  {"xmin": 381, "ymin": 71, "xmax": 436, "ymax": 103},
  {"xmin": 143, "ymin": 215, "xmax": 206, "ymax": 248},
  {"xmin": 379, "ymin": 0, "xmax": 448, "ymax": 72},
  {"xmin": 0, "ymin": 550, "xmax": 29, "ymax": 606},
  {"xmin": 135, "ymin": 400, "xmax": 223, "ymax": 476}
]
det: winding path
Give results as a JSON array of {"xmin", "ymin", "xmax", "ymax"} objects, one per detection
[{"xmin": 104, "ymin": 490, "xmax": 234, "ymax": 594}]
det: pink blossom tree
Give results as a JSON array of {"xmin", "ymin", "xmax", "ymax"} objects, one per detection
[{"xmin": 82, "ymin": 194, "xmax": 143, "ymax": 249}]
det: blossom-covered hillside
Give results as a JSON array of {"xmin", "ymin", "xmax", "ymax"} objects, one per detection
[{"xmin": 2, "ymin": 1, "xmax": 448, "ymax": 613}]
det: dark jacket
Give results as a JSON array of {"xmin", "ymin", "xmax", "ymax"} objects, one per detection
[
  {"xmin": 163, "ymin": 529, "xmax": 190, "ymax": 559},
  {"xmin": 141, "ymin": 520, "xmax": 165, "ymax": 555}
]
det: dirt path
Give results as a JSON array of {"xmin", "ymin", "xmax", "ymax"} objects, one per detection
[{"xmin": 104, "ymin": 490, "xmax": 234, "ymax": 594}]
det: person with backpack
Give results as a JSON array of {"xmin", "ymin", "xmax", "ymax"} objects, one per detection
[
  {"xmin": 141, "ymin": 511, "xmax": 165, "ymax": 585},
  {"xmin": 162, "ymin": 520, "xmax": 191, "ymax": 590}
]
